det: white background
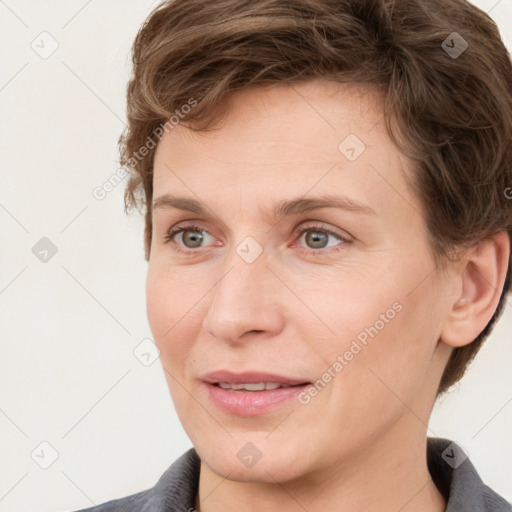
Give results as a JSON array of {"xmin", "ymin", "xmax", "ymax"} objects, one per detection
[{"xmin": 0, "ymin": 1, "xmax": 511, "ymax": 511}]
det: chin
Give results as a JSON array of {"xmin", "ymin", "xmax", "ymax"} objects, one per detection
[
  {"xmin": 195, "ymin": 436, "xmax": 312, "ymax": 484},
  {"xmin": 206, "ymin": 455, "xmax": 304, "ymax": 484}
]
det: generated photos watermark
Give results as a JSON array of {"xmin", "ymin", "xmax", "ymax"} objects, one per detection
[
  {"xmin": 92, "ymin": 98, "xmax": 198, "ymax": 201},
  {"xmin": 298, "ymin": 301, "xmax": 403, "ymax": 405}
]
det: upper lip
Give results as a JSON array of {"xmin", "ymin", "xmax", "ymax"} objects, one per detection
[{"xmin": 201, "ymin": 370, "xmax": 310, "ymax": 386}]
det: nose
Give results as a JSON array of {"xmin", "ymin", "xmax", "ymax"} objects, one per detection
[{"xmin": 201, "ymin": 251, "xmax": 285, "ymax": 344}]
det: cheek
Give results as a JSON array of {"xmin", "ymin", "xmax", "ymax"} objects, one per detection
[
  {"xmin": 336, "ymin": 296, "xmax": 439, "ymax": 425},
  {"xmin": 307, "ymin": 266, "xmax": 436, "ymax": 391},
  {"xmin": 145, "ymin": 267, "xmax": 200, "ymax": 368}
]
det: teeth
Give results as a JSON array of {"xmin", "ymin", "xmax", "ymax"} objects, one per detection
[
  {"xmin": 260, "ymin": 383, "xmax": 283, "ymax": 390},
  {"xmin": 218, "ymin": 382, "xmax": 290, "ymax": 391}
]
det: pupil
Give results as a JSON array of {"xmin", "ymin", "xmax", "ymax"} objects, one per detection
[
  {"xmin": 184, "ymin": 229, "xmax": 203, "ymax": 248},
  {"xmin": 306, "ymin": 231, "xmax": 327, "ymax": 249}
]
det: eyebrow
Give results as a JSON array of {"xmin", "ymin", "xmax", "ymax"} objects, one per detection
[{"xmin": 152, "ymin": 194, "xmax": 376, "ymax": 218}]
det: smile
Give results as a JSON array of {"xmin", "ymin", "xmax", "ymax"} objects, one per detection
[
  {"xmin": 216, "ymin": 382, "xmax": 296, "ymax": 391},
  {"xmin": 200, "ymin": 370, "xmax": 312, "ymax": 415}
]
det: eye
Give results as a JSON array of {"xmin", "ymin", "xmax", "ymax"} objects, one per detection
[
  {"xmin": 164, "ymin": 224, "xmax": 216, "ymax": 251},
  {"xmin": 292, "ymin": 224, "xmax": 350, "ymax": 253}
]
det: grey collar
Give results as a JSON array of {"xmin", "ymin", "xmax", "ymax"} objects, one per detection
[{"xmin": 79, "ymin": 437, "xmax": 511, "ymax": 511}]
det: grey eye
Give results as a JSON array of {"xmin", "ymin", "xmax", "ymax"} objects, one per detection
[{"xmin": 180, "ymin": 229, "xmax": 206, "ymax": 248}]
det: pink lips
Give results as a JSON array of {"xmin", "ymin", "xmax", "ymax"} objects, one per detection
[{"xmin": 200, "ymin": 370, "xmax": 311, "ymax": 416}]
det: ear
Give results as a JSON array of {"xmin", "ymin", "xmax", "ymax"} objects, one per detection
[{"xmin": 440, "ymin": 231, "xmax": 510, "ymax": 348}]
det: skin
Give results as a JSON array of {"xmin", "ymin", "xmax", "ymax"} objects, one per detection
[{"xmin": 146, "ymin": 80, "xmax": 509, "ymax": 512}]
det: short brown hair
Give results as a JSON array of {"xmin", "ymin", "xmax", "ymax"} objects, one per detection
[{"xmin": 119, "ymin": 0, "xmax": 512, "ymax": 397}]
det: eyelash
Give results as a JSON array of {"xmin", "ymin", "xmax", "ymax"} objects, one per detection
[{"xmin": 163, "ymin": 223, "xmax": 351, "ymax": 255}]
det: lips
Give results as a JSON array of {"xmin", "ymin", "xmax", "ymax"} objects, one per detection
[{"xmin": 200, "ymin": 370, "xmax": 312, "ymax": 415}]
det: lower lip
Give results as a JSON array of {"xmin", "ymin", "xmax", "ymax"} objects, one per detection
[{"xmin": 203, "ymin": 382, "xmax": 310, "ymax": 416}]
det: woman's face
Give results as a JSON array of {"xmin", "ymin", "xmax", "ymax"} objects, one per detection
[{"xmin": 146, "ymin": 81, "xmax": 454, "ymax": 482}]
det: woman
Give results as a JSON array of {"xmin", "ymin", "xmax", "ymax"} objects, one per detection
[{"xmin": 75, "ymin": 0, "xmax": 512, "ymax": 510}]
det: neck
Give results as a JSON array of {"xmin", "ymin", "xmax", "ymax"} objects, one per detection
[{"xmin": 194, "ymin": 428, "xmax": 446, "ymax": 512}]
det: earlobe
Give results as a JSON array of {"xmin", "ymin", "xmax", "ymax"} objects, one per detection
[{"xmin": 440, "ymin": 231, "xmax": 510, "ymax": 348}]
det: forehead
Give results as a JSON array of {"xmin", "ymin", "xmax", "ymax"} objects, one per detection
[
  {"xmin": 151, "ymin": 81, "xmax": 418, "ymax": 222},
  {"xmin": 156, "ymin": 81, "xmax": 385, "ymax": 163},
  {"xmin": 212, "ymin": 81, "xmax": 383, "ymax": 133}
]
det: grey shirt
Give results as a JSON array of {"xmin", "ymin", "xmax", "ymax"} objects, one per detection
[{"xmin": 73, "ymin": 437, "xmax": 511, "ymax": 512}]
